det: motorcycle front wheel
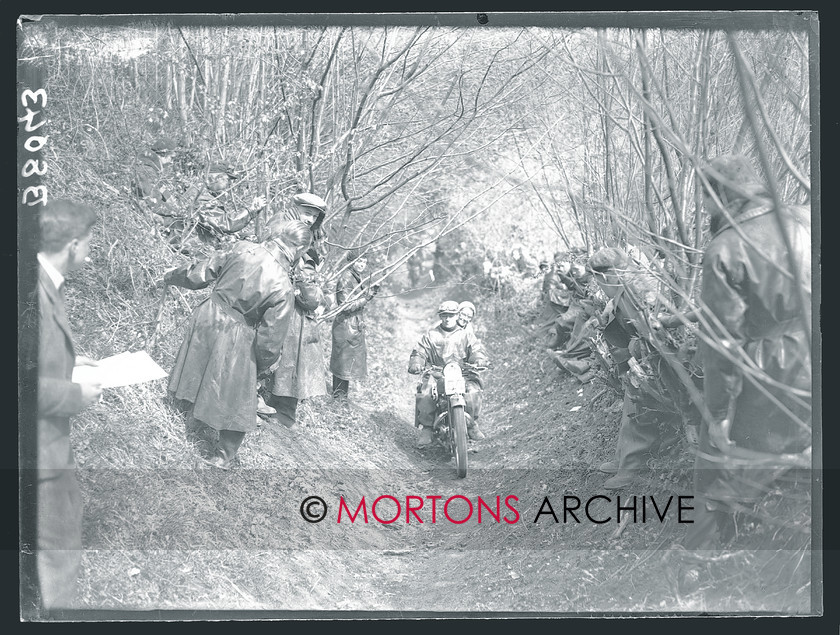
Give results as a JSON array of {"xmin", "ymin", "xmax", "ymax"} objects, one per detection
[{"xmin": 450, "ymin": 405, "xmax": 468, "ymax": 478}]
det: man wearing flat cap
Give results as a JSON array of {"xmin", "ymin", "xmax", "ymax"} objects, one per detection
[
  {"xmin": 262, "ymin": 192, "xmax": 332, "ymax": 427},
  {"xmin": 679, "ymin": 154, "xmax": 812, "ymax": 559}
]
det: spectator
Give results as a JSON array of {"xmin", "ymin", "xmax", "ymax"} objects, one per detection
[
  {"xmin": 588, "ymin": 247, "xmax": 681, "ymax": 490},
  {"xmin": 407, "ymin": 247, "xmax": 425, "ymax": 288},
  {"xmin": 540, "ymin": 251, "xmax": 574, "ymax": 349},
  {"xmin": 133, "ymin": 136, "xmax": 177, "ymax": 208},
  {"xmin": 330, "ymin": 248, "xmax": 379, "ymax": 400},
  {"xmin": 264, "ymin": 193, "xmax": 332, "ymax": 427},
  {"xmin": 164, "ymin": 219, "xmax": 311, "ymax": 469},
  {"xmin": 32, "ymin": 199, "xmax": 103, "ymax": 609},
  {"xmin": 170, "ymin": 162, "xmax": 266, "ymax": 254},
  {"xmin": 680, "ymin": 154, "xmax": 812, "ymax": 566}
]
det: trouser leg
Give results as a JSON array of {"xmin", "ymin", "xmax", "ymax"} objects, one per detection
[
  {"xmin": 611, "ymin": 393, "xmax": 633, "ymax": 464},
  {"xmin": 682, "ymin": 495, "xmax": 735, "ymax": 550},
  {"xmin": 217, "ymin": 430, "xmax": 246, "ymax": 460},
  {"xmin": 615, "ymin": 395, "xmax": 660, "ymax": 472},
  {"xmin": 332, "ymin": 376, "xmax": 350, "ymax": 399},
  {"xmin": 415, "ymin": 376, "xmax": 438, "ymax": 428},
  {"xmin": 266, "ymin": 394, "xmax": 299, "ymax": 428},
  {"xmin": 416, "ymin": 393, "xmax": 437, "ymax": 428},
  {"xmin": 464, "ymin": 384, "xmax": 483, "ymax": 423},
  {"xmin": 37, "ymin": 470, "xmax": 83, "ymax": 610},
  {"xmin": 464, "ymin": 384, "xmax": 486, "ymax": 439}
]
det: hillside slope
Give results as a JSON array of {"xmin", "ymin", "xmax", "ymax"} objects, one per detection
[{"xmin": 71, "ymin": 277, "xmax": 811, "ymax": 614}]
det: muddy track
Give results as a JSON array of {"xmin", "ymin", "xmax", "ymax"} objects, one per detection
[
  {"xmin": 246, "ymin": 285, "xmax": 632, "ymax": 612},
  {"xmin": 76, "ymin": 281, "xmax": 800, "ymax": 612}
]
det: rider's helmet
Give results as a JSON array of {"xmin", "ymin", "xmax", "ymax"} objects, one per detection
[{"xmin": 437, "ymin": 300, "xmax": 459, "ymax": 315}]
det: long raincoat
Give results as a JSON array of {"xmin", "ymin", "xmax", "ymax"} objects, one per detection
[
  {"xmin": 268, "ymin": 251, "xmax": 330, "ymax": 400},
  {"xmin": 167, "ymin": 239, "xmax": 296, "ymax": 433},
  {"xmin": 329, "ymin": 267, "xmax": 371, "ymax": 381},
  {"xmin": 695, "ymin": 202, "xmax": 812, "ymax": 503}
]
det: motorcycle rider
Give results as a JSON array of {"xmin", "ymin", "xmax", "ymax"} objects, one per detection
[{"xmin": 408, "ymin": 301, "xmax": 490, "ymax": 447}]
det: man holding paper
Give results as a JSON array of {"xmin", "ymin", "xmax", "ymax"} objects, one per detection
[{"xmin": 33, "ymin": 199, "xmax": 103, "ymax": 610}]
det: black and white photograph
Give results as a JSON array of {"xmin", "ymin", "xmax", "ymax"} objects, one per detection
[{"xmin": 17, "ymin": 12, "xmax": 820, "ymax": 619}]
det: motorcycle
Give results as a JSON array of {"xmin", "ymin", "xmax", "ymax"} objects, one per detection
[{"xmin": 421, "ymin": 362, "xmax": 486, "ymax": 478}]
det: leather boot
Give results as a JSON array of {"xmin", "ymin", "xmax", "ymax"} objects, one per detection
[
  {"xmin": 256, "ymin": 394, "xmax": 276, "ymax": 417},
  {"xmin": 467, "ymin": 422, "xmax": 486, "ymax": 440},
  {"xmin": 602, "ymin": 469, "xmax": 639, "ymax": 490},
  {"xmin": 610, "ymin": 393, "xmax": 658, "ymax": 481},
  {"xmin": 266, "ymin": 394, "xmax": 299, "ymax": 429},
  {"xmin": 332, "ymin": 376, "xmax": 349, "ymax": 400},
  {"xmin": 207, "ymin": 430, "xmax": 245, "ymax": 470},
  {"xmin": 417, "ymin": 426, "xmax": 434, "ymax": 447}
]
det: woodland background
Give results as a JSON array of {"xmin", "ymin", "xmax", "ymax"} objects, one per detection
[{"xmin": 17, "ymin": 14, "xmax": 817, "ymax": 614}]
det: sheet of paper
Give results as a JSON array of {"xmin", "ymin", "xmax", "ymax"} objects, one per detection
[{"xmin": 72, "ymin": 350, "xmax": 168, "ymax": 388}]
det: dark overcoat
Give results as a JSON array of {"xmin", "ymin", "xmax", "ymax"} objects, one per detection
[
  {"xmin": 268, "ymin": 252, "xmax": 330, "ymax": 400},
  {"xmin": 329, "ymin": 268, "xmax": 371, "ymax": 381},
  {"xmin": 695, "ymin": 203, "xmax": 812, "ymax": 503},
  {"xmin": 167, "ymin": 239, "xmax": 295, "ymax": 432}
]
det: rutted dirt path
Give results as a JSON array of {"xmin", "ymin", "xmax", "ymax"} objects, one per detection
[
  {"xmin": 78, "ymin": 281, "xmax": 748, "ymax": 612},
  {"xmin": 243, "ymin": 284, "xmax": 652, "ymax": 612}
]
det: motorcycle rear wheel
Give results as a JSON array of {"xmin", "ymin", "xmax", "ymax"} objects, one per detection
[{"xmin": 451, "ymin": 405, "xmax": 468, "ymax": 478}]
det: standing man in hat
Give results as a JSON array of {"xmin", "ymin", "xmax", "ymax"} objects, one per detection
[
  {"xmin": 264, "ymin": 193, "xmax": 332, "ymax": 427},
  {"xmin": 31, "ymin": 199, "xmax": 103, "ymax": 609},
  {"xmin": 680, "ymin": 155, "xmax": 812, "ymax": 562},
  {"xmin": 408, "ymin": 300, "xmax": 490, "ymax": 446},
  {"xmin": 329, "ymin": 248, "xmax": 380, "ymax": 401}
]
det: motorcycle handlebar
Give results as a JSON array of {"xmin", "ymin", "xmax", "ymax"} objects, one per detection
[{"xmin": 425, "ymin": 363, "xmax": 488, "ymax": 373}]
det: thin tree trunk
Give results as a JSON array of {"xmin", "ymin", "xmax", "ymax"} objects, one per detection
[
  {"xmin": 177, "ymin": 64, "xmax": 189, "ymax": 129},
  {"xmin": 217, "ymin": 57, "xmax": 230, "ymax": 144},
  {"xmin": 164, "ymin": 62, "xmax": 172, "ymax": 110}
]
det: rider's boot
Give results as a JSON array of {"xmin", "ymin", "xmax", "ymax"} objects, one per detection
[
  {"xmin": 417, "ymin": 426, "xmax": 434, "ymax": 447},
  {"xmin": 467, "ymin": 422, "xmax": 486, "ymax": 440}
]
